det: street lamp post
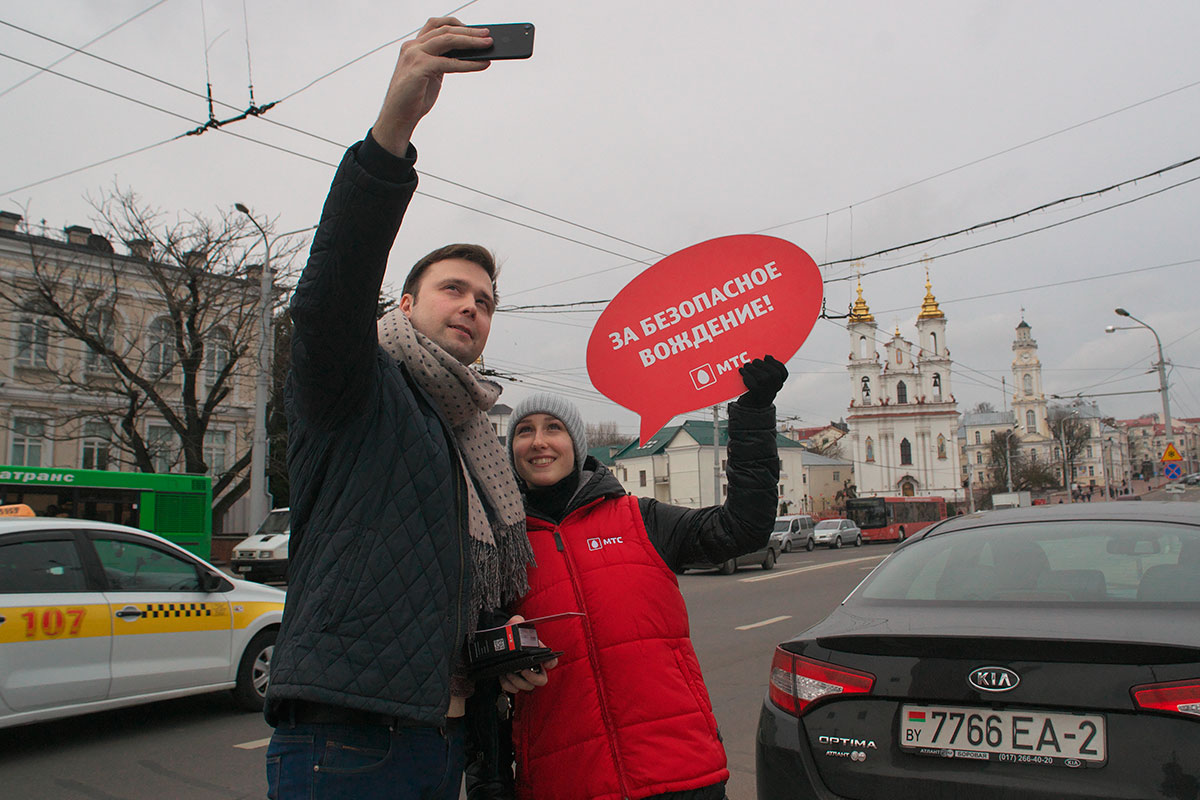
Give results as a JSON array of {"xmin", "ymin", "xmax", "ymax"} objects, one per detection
[
  {"xmin": 1000, "ymin": 427, "xmax": 1018, "ymax": 494},
  {"xmin": 1108, "ymin": 308, "xmax": 1174, "ymax": 481},
  {"xmin": 235, "ymin": 203, "xmax": 273, "ymax": 532}
]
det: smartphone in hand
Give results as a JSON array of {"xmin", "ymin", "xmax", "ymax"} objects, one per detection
[{"xmin": 445, "ymin": 23, "xmax": 535, "ymax": 61}]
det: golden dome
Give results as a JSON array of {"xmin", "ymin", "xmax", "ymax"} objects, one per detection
[
  {"xmin": 917, "ymin": 270, "xmax": 944, "ymax": 320},
  {"xmin": 848, "ymin": 280, "xmax": 874, "ymax": 323}
]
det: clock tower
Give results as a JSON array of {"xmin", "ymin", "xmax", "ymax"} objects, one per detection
[{"xmin": 1011, "ymin": 318, "xmax": 1049, "ymax": 437}]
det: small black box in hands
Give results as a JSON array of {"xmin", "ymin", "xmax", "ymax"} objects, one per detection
[{"xmin": 466, "ymin": 619, "xmax": 563, "ymax": 680}]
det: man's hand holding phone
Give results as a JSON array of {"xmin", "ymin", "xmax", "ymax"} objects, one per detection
[
  {"xmin": 372, "ymin": 17, "xmax": 493, "ymax": 157},
  {"xmin": 497, "ymin": 614, "xmax": 559, "ymax": 694}
]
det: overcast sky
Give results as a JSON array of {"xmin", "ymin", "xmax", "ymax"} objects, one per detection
[{"xmin": 3, "ymin": 1, "xmax": 1199, "ymax": 438}]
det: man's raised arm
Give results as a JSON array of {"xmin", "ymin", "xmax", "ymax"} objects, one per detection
[{"xmin": 288, "ymin": 18, "xmax": 494, "ymax": 424}]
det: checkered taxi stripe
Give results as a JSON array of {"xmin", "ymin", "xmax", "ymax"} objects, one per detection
[{"xmin": 145, "ymin": 603, "xmax": 213, "ymax": 618}]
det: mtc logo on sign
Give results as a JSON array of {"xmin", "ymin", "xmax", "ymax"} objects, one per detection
[{"xmin": 587, "ymin": 537, "xmax": 624, "ymax": 551}]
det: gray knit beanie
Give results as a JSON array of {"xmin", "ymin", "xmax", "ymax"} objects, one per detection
[{"xmin": 507, "ymin": 393, "xmax": 588, "ymax": 478}]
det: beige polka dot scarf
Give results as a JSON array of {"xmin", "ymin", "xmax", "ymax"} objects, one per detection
[{"xmin": 377, "ymin": 309, "xmax": 533, "ymax": 633}]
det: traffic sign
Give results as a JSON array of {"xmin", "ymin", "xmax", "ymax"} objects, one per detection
[
  {"xmin": 1161, "ymin": 443, "xmax": 1182, "ymax": 462},
  {"xmin": 1164, "ymin": 483, "xmax": 1186, "ymax": 494},
  {"xmin": 1163, "ymin": 462, "xmax": 1182, "ymax": 482}
]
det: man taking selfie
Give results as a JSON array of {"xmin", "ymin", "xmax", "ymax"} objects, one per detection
[{"xmin": 263, "ymin": 18, "xmax": 536, "ymax": 799}]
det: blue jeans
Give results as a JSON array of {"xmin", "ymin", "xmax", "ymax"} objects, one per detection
[{"xmin": 266, "ymin": 719, "xmax": 465, "ymax": 800}]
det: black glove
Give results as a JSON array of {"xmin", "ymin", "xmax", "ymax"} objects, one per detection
[{"xmin": 738, "ymin": 355, "xmax": 788, "ymax": 408}]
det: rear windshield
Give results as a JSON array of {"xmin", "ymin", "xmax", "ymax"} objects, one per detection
[
  {"xmin": 858, "ymin": 520, "xmax": 1200, "ymax": 604},
  {"xmin": 815, "ymin": 520, "xmax": 840, "ymax": 530}
]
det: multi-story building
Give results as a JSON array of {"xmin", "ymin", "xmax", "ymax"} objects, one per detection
[
  {"xmin": 956, "ymin": 318, "xmax": 1132, "ymax": 499},
  {"xmin": 0, "ymin": 211, "xmax": 261, "ymax": 533},
  {"xmin": 611, "ymin": 419, "xmax": 851, "ymax": 515},
  {"xmin": 845, "ymin": 275, "xmax": 963, "ymax": 501},
  {"xmin": 1119, "ymin": 415, "xmax": 1200, "ymax": 479}
]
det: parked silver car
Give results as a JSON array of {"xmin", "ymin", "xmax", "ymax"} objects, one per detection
[
  {"xmin": 770, "ymin": 514, "xmax": 816, "ymax": 552},
  {"xmin": 811, "ymin": 518, "xmax": 862, "ymax": 549}
]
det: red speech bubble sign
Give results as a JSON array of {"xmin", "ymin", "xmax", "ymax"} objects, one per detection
[{"xmin": 587, "ymin": 235, "xmax": 822, "ymax": 442}]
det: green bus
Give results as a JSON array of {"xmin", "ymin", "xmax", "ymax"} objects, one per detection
[{"xmin": 0, "ymin": 466, "xmax": 212, "ymax": 559}]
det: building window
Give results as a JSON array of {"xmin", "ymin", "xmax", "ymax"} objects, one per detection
[
  {"xmin": 81, "ymin": 421, "xmax": 112, "ymax": 470},
  {"xmin": 978, "ymin": 471, "xmax": 984, "ymax": 483},
  {"xmin": 15, "ymin": 315, "xmax": 50, "ymax": 367},
  {"xmin": 858, "ymin": 335, "xmax": 869, "ymax": 359},
  {"xmin": 976, "ymin": 452, "xmax": 983, "ymax": 464},
  {"xmin": 931, "ymin": 373, "xmax": 942, "ymax": 401},
  {"xmin": 204, "ymin": 327, "xmax": 231, "ymax": 389},
  {"xmin": 1030, "ymin": 449, "xmax": 1038, "ymax": 462},
  {"xmin": 860, "ymin": 376, "xmax": 871, "ymax": 403},
  {"xmin": 900, "ymin": 438, "xmax": 912, "ymax": 465},
  {"xmin": 896, "ymin": 381, "xmax": 908, "ymax": 404},
  {"xmin": 974, "ymin": 431, "xmax": 981, "ymax": 445},
  {"xmin": 865, "ymin": 437, "xmax": 875, "ymax": 462},
  {"xmin": 147, "ymin": 424, "xmax": 178, "ymax": 473},
  {"xmin": 930, "ymin": 332, "xmax": 938, "ymax": 354},
  {"xmin": 1088, "ymin": 465, "xmax": 1095, "ymax": 477},
  {"xmin": 10, "ymin": 418, "xmax": 46, "ymax": 466},
  {"xmin": 203, "ymin": 430, "xmax": 228, "ymax": 475},
  {"xmin": 1026, "ymin": 410, "xmax": 1036, "ymax": 430},
  {"xmin": 833, "ymin": 471, "xmax": 840, "ymax": 482},
  {"xmin": 1023, "ymin": 373, "xmax": 1033, "ymax": 394},
  {"xmin": 639, "ymin": 470, "xmax": 646, "ymax": 487},
  {"xmin": 84, "ymin": 308, "xmax": 116, "ymax": 374},
  {"xmin": 937, "ymin": 434, "xmax": 947, "ymax": 459},
  {"xmin": 147, "ymin": 317, "xmax": 175, "ymax": 378},
  {"xmin": 778, "ymin": 484, "xmax": 783, "ymax": 497},
  {"xmin": 1086, "ymin": 445, "xmax": 1093, "ymax": 458}
]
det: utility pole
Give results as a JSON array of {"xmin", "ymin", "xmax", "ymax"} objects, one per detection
[{"xmin": 713, "ymin": 405, "xmax": 721, "ymax": 505}]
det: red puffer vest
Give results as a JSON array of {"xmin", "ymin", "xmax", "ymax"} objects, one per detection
[{"xmin": 511, "ymin": 494, "xmax": 728, "ymax": 800}]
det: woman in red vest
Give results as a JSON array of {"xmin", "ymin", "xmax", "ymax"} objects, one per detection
[{"xmin": 489, "ymin": 356, "xmax": 786, "ymax": 800}]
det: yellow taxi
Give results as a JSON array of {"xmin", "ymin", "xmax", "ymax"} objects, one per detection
[{"xmin": 0, "ymin": 515, "xmax": 285, "ymax": 729}]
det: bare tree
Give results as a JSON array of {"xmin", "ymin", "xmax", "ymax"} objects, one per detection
[
  {"xmin": 0, "ymin": 190, "xmax": 303, "ymax": 528},
  {"xmin": 1048, "ymin": 407, "xmax": 1092, "ymax": 489},
  {"xmin": 985, "ymin": 433, "xmax": 1057, "ymax": 496},
  {"xmin": 971, "ymin": 401, "xmax": 997, "ymax": 414},
  {"xmin": 586, "ymin": 421, "xmax": 634, "ymax": 448}
]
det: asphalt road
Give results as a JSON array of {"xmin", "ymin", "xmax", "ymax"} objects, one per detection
[{"xmin": 0, "ymin": 543, "xmax": 892, "ymax": 800}]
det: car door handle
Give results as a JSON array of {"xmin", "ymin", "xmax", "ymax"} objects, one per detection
[{"xmin": 115, "ymin": 608, "xmax": 145, "ymax": 619}]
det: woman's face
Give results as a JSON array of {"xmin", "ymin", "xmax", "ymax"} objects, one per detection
[{"xmin": 512, "ymin": 413, "xmax": 575, "ymax": 487}]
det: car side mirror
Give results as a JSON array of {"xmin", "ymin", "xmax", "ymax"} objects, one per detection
[{"xmin": 199, "ymin": 571, "xmax": 224, "ymax": 593}]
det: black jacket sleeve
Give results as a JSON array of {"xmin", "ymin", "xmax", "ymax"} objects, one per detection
[
  {"xmin": 288, "ymin": 131, "xmax": 418, "ymax": 428},
  {"xmin": 638, "ymin": 400, "xmax": 780, "ymax": 571}
]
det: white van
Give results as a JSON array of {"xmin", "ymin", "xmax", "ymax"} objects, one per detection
[
  {"xmin": 231, "ymin": 507, "xmax": 290, "ymax": 583},
  {"xmin": 770, "ymin": 514, "xmax": 816, "ymax": 552}
]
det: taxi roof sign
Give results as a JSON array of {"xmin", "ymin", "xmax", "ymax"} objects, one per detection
[
  {"xmin": 0, "ymin": 503, "xmax": 35, "ymax": 517},
  {"xmin": 1161, "ymin": 443, "xmax": 1183, "ymax": 462}
]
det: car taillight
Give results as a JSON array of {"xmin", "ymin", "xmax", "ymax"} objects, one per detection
[
  {"xmin": 1132, "ymin": 679, "xmax": 1200, "ymax": 718},
  {"xmin": 769, "ymin": 647, "xmax": 875, "ymax": 717}
]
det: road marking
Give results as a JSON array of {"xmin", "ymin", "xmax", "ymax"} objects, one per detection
[
  {"xmin": 739, "ymin": 554, "xmax": 886, "ymax": 583},
  {"xmin": 736, "ymin": 615, "xmax": 793, "ymax": 631},
  {"xmin": 234, "ymin": 737, "xmax": 272, "ymax": 750}
]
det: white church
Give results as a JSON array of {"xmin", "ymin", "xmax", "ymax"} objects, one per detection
[{"xmin": 845, "ymin": 275, "xmax": 964, "ymax": 502}]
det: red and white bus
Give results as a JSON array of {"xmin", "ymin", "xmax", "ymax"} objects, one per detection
[{"xmin": 844, "ymin": 496, "xmax": 948, "ymax": 543}]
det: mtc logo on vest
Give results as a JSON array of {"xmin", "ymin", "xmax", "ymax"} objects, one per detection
[{"xmin": 587, "ymin": 536, "xmax": 624, "ymax": 551}]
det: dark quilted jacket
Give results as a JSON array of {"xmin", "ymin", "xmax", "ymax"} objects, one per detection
[{"xmin": 265, "ymin": 139, "xmax": 471, "ymax": 726}]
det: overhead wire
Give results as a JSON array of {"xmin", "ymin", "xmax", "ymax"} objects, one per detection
[
  {"xmin": 754, "ymin": 76, "xmax": 1200, "ymax": 235},
  {"xmin": 0, "ymin": 0, "xmax": 170, "ymax": 99}
]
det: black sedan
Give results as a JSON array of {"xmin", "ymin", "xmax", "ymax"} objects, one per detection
[{"xmin": 757, "ymin": 502, "xmax": 1199, "ymax": 799}]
